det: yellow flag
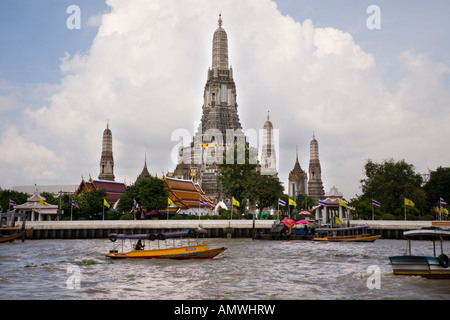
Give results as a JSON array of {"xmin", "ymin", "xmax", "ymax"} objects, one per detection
[
  {"xmin": 335, "ymin": 216, "xmax": 343, "ymax": 224},
  {"xmin": 168, "ymin": 197, "xmax": 174, "ymax": 206},
  {"xmin": 339, "ymin": 199, "xmax": 348, "ymax": 208},
  {"xmin": 404, "ymin": 198, "xmax": 414, "ymax": 207},
  {"xmin": 289, "ymin": 198, "xmax": 297, "ymax": 206},
  {"xmin": 232, "ymin": 198, "xmax": 240, "ymax": 207},
  {"xmin": 40, "ymin": 200, "xmax": 49, "ymax": 206},
  {"xmin": 104, "ymin": 199, "xmax": 110, "ymax": 208}
]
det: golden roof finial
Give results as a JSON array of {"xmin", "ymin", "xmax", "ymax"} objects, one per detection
[{"xmin": 218, "ymin": 13, "xmax": 222, "ymax": 27}]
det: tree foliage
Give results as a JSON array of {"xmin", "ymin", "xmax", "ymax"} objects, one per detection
[
  {"xmin": 117, "ymin": 177, "xmax": 168, "ymax": 213},
  {"xmin": 351, "ymin": 158, "xmax": 426, "ymax": 219},
  {"xmin": 218, "ymin": 145, "xmax": 284, "ymax": 212},
  {"xmin": 424, "ymin": 167, "xmax": 450, "ymax": 209}
]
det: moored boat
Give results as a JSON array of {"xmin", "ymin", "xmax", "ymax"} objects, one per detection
[
  {"xmin": 0, "ymin": 227, "xmax": 33, "ymax": 243},
  {"xmin": 313, "ymin": 224, "xmax": 380, "ymax": 242},
  {"xmin": 0, "ymin": 212, "xmax": 33, "ymax": 243},
  {"xmin": 106, "ymin": 228, "xmax": 226, "ymax": 260},
  {"xmin": 389, "ymin": 228, "xmax": 450, "ymax": 279}
]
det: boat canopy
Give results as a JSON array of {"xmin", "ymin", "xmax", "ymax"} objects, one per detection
[
  {"xmin": 316, "ymin": 224, "xmax": 368, "ymax": 232},
  {"xmin": 403, "ymin": 228, "xmax": 450, "ymax": 239},
  {"xmin": 109, "ymin": 228, "xmax": 207, "ymax": 240}
]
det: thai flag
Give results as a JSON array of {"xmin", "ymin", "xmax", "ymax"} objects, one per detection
[
  {"xmin": 200, "ymin": 200, "xmax": 207, "ymax": 206},
  {"xmin": 71, "ymin": 200, "xmax": 79, "ymax": 209},
  {"xmin": 133, "ymin": 199, "xmax": 139, "ymax": 209},
  {"xmin": 372, "ymin": 199, "xmax": 381, "ymax": 207},
  {"xmin": 278, "ymin": 199, "xmax": 286, "ymax": 207},
  {"xmin": 440, "ymin": 198, "xmax": 447, "ymax": 206},
  {"xmin": 319, "ymin": 200, "xmax": 328, "ymax": 207},
  {"xmin": 9, "ymin": 200, "xmax": 17, "ymax": 206}
]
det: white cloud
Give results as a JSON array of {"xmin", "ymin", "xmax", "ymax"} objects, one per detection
[{"xmin": 1, "ymin": 0, "xmax": 449, "ymax": 200}]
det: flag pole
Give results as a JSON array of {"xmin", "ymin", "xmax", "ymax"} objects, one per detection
[
  {"xmin": 404, "ymin": 198, "xmax": 406, "ymax": 221},
  {"xmin": 372, "ymin": 201, "xmax": 374, "ymax": 221},
  {"xmin": 231, "ymin": 197, "xmax": 233, "ymax": 221}
]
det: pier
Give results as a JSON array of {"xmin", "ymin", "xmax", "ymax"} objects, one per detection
[{"xmin": 23, "ymin": 220, "xmax": 450, "ymax": 240}]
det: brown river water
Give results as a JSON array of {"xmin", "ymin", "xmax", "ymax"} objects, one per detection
[{"xmin": 0, "ymin": 238, "xmax": 449, "ymax": 300}]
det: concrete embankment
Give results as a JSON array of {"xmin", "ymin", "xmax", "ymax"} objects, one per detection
[{"xmin": 24, "ymin": 220, "xmax": 450, "ymax": 240}]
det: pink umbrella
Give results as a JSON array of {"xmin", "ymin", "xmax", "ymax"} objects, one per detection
[
  {"xmin": 295, "ymin": 220, "xmax": 311, "ymax": 225},
  {"xmin": 299, "ymin": 211, "xmax": 311, "ymax": 215}
]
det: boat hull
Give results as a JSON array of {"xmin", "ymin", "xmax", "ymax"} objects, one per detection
[
  {"xmin": 107, "ymin": 244, "xmax": 227, "ymax": 260},
  {"xmin": 0, "ymin": 229, "xmax": 33, "ymax": 243},
  {"xmin": 389, "ymin": 255, "xmax": 450, "ymax": 279},
  {"xmin": 313, "ymin": 234, "xmax": 380, "ymax": 242}
]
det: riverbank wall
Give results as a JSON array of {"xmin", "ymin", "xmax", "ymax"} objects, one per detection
[{"xmin": 23, "ymin": 220, "xmax": 450, "ymax": 240}]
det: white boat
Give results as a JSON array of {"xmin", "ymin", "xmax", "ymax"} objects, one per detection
[{"xmin": 389, "ymin": 228, "xmax": 450, "ymax": 279}]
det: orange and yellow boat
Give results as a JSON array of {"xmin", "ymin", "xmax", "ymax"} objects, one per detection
[
  {"xmin": 106, "ymin": 228, "xmax": 226, "ymax": 260},
  {"xmin": 313, "ymin": 224, "xmax": 380, "ymax": 242},
  {"xmin": 0, "ymin": 227, "xmax": 33, "ymax": 243}
]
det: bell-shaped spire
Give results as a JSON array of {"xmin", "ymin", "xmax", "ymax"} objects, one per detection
[{"xmin": 212, "ymin": 14, "xmax": 229, "ymax": 70}]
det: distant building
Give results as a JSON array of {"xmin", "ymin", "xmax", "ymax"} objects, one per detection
[
  {"xmin": 14, "ymin": 193, "xmax": 59, "ymax": 221},
  {"xmin": 171, "ymin": 15, "xmax": 247, "ymax": 203},
  {"xmin": 308, "ymin": 133, "xmax": 325, "ymax": 202},
  {"xmin": 13, "ymin": 185, "xmax": 77, "ymax": 197},
  {"xmin": 288, "ymin": 147, "xmax": 307, "ymax": 198},
  {"xmin": 75, "ymin": 177, "xmax": 126, "ymax": 205},
  {"xmin": 260, "ymin": 112, "xmax": 278, "ymax": 177},
  {"xmin": 163, "ymin": 175, "xmax": 215, "ymax": 216},
  {"xmin": 98, "ymin": 122, "xmax": 115, "ymax": 181}
]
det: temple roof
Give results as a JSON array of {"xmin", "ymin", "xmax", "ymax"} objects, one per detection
[
  {"xmin": 75, "ymin": 177, "xmax": 126, "ymax": 203},
  {"xmin": 163, "ymin": 176, "xmax": 214, "ymax": 209}
]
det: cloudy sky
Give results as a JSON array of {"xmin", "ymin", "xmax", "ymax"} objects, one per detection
[{"xmin": 1, "ymin": 0, "xmax": 449, "ymax": 200}]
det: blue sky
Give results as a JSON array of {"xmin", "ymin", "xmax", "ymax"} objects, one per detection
[{"xmin": 1, "ymin": 0, "xmax": 449, "ymax": 200}]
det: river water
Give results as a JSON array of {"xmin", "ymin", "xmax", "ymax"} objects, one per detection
[{"xmin": 0, "ymin": 238, "xmax": 449, "ymax": 300}]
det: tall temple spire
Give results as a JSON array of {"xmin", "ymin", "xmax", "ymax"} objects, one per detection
[
  {"xmin": 98, "ymin": 121, "xmax": 115, "ymax": 181},
  {"xmin": 173, "ymin": 15, "xmax": 245, "ymax": 202},
  {"xmin": 261, "ymin": 111, "xmax": 277, "ymax": 177},
  {"xmin": 308, "ymin": 132, "xmax": 325, "ymax": 201}
]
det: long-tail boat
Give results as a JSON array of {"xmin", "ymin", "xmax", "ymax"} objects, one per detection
[
  {"xmin": 389, "ymin": 228, "xmax": 450, "ymax": 279},
  {"xmin": 106, "ymin": 228, "xmax": 226, "ymax": 260},
  {"xmin": 313, "ymin": 224, "xmax": 380, "ymax": 242},
  {"xmin": 0, "ymin": 227, "xmax": 33, "ymax": 243}
]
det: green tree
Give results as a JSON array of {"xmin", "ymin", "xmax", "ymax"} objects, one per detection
[
  {"xmin": 218, "ymin": 145, "xmax": 258, "ymax": 213},
  {"xmin": 118, "ymin": 177, "xmax": 168, "ymax": 213},
  {"xmin": 0, "ymin": 189, "xmax": 29, "ymax": 212},
  {"xmin": 424, "ymin": 167, "xmax": 450, "ymax": 215},
  {"xmin": 352, "ymin": 158, "xmax": 426, "ymax": 219}
]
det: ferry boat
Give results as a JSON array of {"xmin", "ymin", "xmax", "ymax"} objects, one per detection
[
  {"xmin": 106, "ymin": 228, "xmax": 226, "ymax": 260},
  {"xmin": 389, "ymin": 228, "xmax": 450, "ymax": 279},
  {"xmin": 313, "ymin": 224, "xmax": 380, "ymax": 242}
]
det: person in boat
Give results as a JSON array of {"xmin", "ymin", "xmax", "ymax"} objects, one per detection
[{"xmin": 135, "ymin": 239, "xmax": 144, "ymax": 250}]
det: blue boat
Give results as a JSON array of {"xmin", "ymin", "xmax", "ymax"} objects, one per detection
[{"xmin": 389, "ymin": 228, "xmax": 450, "ymax": 279}]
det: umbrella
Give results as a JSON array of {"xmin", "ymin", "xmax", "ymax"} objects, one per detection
[
  {"xmin": 295, "ymin": 220, "xmax": 311, "ymax": 225},
  {"xmin": 281, "ymin": 218, "xmax": 295, "ymax": 228},
  {"xmin": 299, "ymin": 211, "xmax": 311, "ymax": 215}
]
